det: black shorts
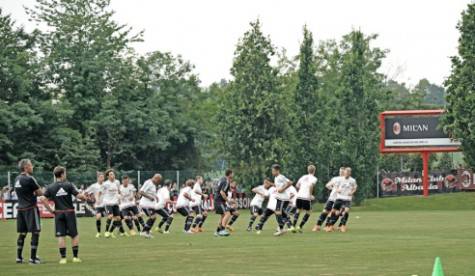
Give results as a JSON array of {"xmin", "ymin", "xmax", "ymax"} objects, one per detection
[
  {"xmin": 215, "ymin": 201, "xmax": 229, "ymax": 215},
  {"xmin": 296, "ymin": 198, "xmax": 312, "ymax": 211},
  {"xmin": 176, "ymin": 207, "xmax": 190, "ymax": 217},
  {"xmin": 229, "ymin": 207, "xmax": 238, "ymax": 214},
  {"xmin": 275, "ymin": 199, "xmax": 289, "ymax": 213},
  {"xmin": 55, "ymin": 211, "xmax": 78, "ymax": 237},
  {"xmin": 142, "ymin": 208, "xmax": 156, "ymax": 217},
  {"xmin": 191, "ymin": 205, "xmax": 203, "ymax": 215},
  {"xmin": 17, "ymin": 207, "xmax": 41, "ymax": 233},
  {"xmin": 333, "ymin": 199, "xmax": 352, "ymax": 210},
  {"xmin": 95, "ymin": 207, "xmax": 107, "ymax": 217},
  {"xmin": 156, "ymin": 208, "xmax": 170, "ymax": 218},
  {"xmin": 250, "ymin": 205, "xmax": 263, "ymax": 216},
  {"xmin": 324, "ymin": 200, "xmax": 335, "ymax": 212},
  {"xmin": 121, "ymin": 206, "xmax": 140, "ymax": 217},
  {"xmin": 105, "ymin": 205, "xmax": 121, "ymax": 217},
  {"xmin": 263, "ymin": 208, "xmax": 275, "ymax": 217}
]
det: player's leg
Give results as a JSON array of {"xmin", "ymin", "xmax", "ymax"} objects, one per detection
[
  {"xmin": 117, "ymin": 210, "xmax": 127, "ymax": 237},
  {"xmin": 297, "ymin": 200, "xmax": 311, "ymax": 232},
  {"xmin": 56, "ymin": 213, "xmax": 68, "ymax": 264},
  {"xmin": 293, "ymin": 200, "xmax": 302, "ymax": 227},
  {"xmin": 141, "ymin": 209, "xmax": 157, "ymax": 238},
  {"xmin": 255, "ymin": 208, "xmax": 274, "ymax": 233},
  {"xmin": 67, "ymin": 212, "xmax": 81, "ymax": 263},
  {"xmin": 28, "ymin": 208, "xmax": 41, "ymax": 264},
  {"xmin": 134, "ymin": 207, "xmax": 145, "ymax": 231},
  {"xmin": 178, "ymin": 207, "xmax": 194, "ymax": 233},
  {"xmin": 95, "ymin": 210, "xmax": 103, "ymax": 238},
  {"xmin": 281, "ymin": 202, "xmax": 293, "ymax": 231},
  {"xmin": 16, "ymin": 210, "xmax": 28, "ymax": 263},
  {"xmin": 247, "ymin": 206, "xmax": 259, "ymax": 231},
  {"xmin": 198, "ymin": 210, "xmax": 208, "ymax": 232},
  {"xmin": 226, "ymin": 209, "xmax": 239, "ymax": 231},
  {"xmin": 313, "ymin": 201, "xmax": 332, "ymax": 232},
  {"xmin": 104, "ymin": 206, "xmax": 114, "ymax": 237},
  {"xmin": 191, "ymin": 206, "xmax": 203, "ymax": 233},
  {"xmin": 274, "ymin": 199, "xmax": 285, "ymax": 234},
  {"xmin": 339, "ymin": 205, "xmax": 351, "ymax": 232}
]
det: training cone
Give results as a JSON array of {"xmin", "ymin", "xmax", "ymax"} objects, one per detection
[{"xmin": 432, "ymin": 257, "xmax": 445, "ymax": 276}]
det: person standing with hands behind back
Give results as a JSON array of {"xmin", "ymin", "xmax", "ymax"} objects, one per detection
[{"xmin": 40, "ymin": 166, "xmax": 86, "ymax": 264}]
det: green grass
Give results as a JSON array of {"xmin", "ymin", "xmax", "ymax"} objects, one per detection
[
  {"xmin": 1, "ymin": 197, "xmax": 475, "ymax": 275},
  {"xmin": 355, "ymin": 192, "xmax": 475, "ymax": 211}
]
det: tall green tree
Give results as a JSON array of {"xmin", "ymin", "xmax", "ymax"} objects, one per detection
[
  {"xmin": 289, "ymin": 26, "xmax": 320, "ymax": 177},
  {"xmin": 217, "ymin": 20, "xmax": 289, "ymax": 186},
  {"xmin": 443, "ymin": 3, "xmax": 475, "ymax": 168}
]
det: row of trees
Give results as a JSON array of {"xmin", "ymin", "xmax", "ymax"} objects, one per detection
[{"xmin": 1, "ymin": 0, "xmax": 472, "ymax": 201}]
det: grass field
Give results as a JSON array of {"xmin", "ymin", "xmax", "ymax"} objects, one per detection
[{"xmin": 1, "ymin": 194, "xmax": 475, "ymax": 275}]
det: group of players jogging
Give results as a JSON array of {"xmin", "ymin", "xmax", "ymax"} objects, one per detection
[{"xmin": 12, "ymin": 159, "xmax": 357, "ymax": 265}]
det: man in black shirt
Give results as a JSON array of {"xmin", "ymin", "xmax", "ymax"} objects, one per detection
[
  {"xmin": 41, "ymin": 166, "xmax": 86, "ymax": 264},
  {"xmin": 213, "ymin": 169, "xmax": 233, "ymax": 237},
  {"xmin": 14, "ymin": 159, "xmax": 43, "ymax": 264}
]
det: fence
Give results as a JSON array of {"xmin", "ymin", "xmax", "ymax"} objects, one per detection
[{"xmin": 1, "ymin": 169, "xmax": 225, "ymax": 190}]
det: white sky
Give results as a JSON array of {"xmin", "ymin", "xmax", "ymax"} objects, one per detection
[{"xmin": 1, "ymin": 0, "xmax": 471, "ymax": 87}]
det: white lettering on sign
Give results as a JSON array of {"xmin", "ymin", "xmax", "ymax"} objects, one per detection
[{"xmin": 402, "ymin": 124, "xmax": 429, "ymax": 132}]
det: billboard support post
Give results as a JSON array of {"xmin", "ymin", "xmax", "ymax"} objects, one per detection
[{"xmin": 422, "ymin": 151, "xmax": 430, "ymax": 197}]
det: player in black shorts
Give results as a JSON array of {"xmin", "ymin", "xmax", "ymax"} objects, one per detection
[
  {"xmin": 214, "ymin": 169, "xmax": 233, "ymax": 237},
  {"xmin": 41, "ymin": 166, "xmax": 86, "ymax": 264},
  {"xmin": 14, "ymin": 159, "xmax": 43, "ymax": 264},
  {"xmin": 225, "ymin": 180, "xmax": 240, "ymax": 232}
]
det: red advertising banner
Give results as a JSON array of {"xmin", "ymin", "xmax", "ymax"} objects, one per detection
[{"xmin": 380, "ymin": 169, "xmax": 475, "ymax": 197}]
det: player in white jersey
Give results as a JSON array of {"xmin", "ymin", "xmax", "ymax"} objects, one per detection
[
  {"xmin": 285, "ymin": 184, "xmax": 298, "ymax": 231},
  {"xmin": 327, "ymin": 167, "xmax": 357, "ymax": 232},
  {"xmin": 255, "ymin": 182, "xmax": 278, "ymax": 234},
  {"xmin": 225, "ymin": 181, "xmax": 240, "ymax": 232},
  {"xmin": 271, "ymin": 164, "xmax": 293, "ymax": 236},
  {"xmin": 85, "ymin": 172, "xmax": 107, "ymax": 238},
  {"xmin": 313, "ymin": 167, "xmax": 345, "ymax": 232},
  {"xmin": 247, "ymin": 179, "xmax": 272, "ymax": 231},
  {"xmin": 119, "ymin": 176, "xmax": 140, "ymax": 236},
  {"xmin": 153, "ymin": 180, "xmax": 174, "ymax": 234},
  {"xmin": 292, "ymin": 165, "xmax": 317, "ymax": 233},
  {"xmin": 101, "ymin": 170, "xmax": 126, "ymax": 238},
  {"xmin": 175, "ymin": 179, "xmax": 195, "ymax": 234},
  {"xmin": 190, "ymin": 176, "xmax": 208, "ymax": 233},
  {"xmin": 138, "ymin": 174, "xmax": 162, "ymax": 238}
]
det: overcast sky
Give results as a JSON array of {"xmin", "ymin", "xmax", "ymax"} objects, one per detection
[{"xmin": 1, "ymin": 0, "xmax": 471, "ymax": 87}]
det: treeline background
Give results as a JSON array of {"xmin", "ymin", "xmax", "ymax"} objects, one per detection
[{"xmin": 1, "ymin": 0, "xmax": 473, "ymax": 202}]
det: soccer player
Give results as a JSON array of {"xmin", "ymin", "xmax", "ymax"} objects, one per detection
[
  {"xmin": 14, "ymin": 159, "xmax": 43, "ymax": 264},
  {"xmin": 247, "ymin": 179, "xmax": 272, "ymax": 231},
  {"xmin": 271, "ymin": 164, "xmax": 293, "ymax": 236},
  {"xmin": 312, "ymin": 167, "xmax": 345, "ymax": 232},
  {"xmin": 327, "ymin": 167, "xmax": 357, "ymax": 232},
  {"xmin": 293, "ymin": 165, "xmax": 317, "ymax": 233},
  {"xmin": 139, "ymin": 174, "xmax": 161, "ymax": 238},
  {"xmin": 85, "ymin": 172, "xmax": 107, "ymax": 238},
  {"xmin": 175, "ymin": 179, "xmax": 195, "ymax": 234},
  {"xmin": 190, "ymin": 176, "xmax": 208, "ymax": 233},
  {"xmin": 255, "ymin": 182, "xmax": 278, "ymax": 234},
  {"xmin": 40, "ymin": 166, "xmax": 86, "ymax": 264},
  {"xmin": 154, "ymin": 179, "xmax": 174, "ymax": 234},
  {"xmin": 119, "ymin": 176, "xmax": 140, "ymax": 236},
  {"xmin": 225, "ymin": 181, "xmax": 240, "ymax": 232},
  {"xmin": 102, "ymin": 169, "xmax": 125, "ymax": 238},
  {"xmin": 214, "ymin": 169, "xmax": 233, "ymax": 237}
]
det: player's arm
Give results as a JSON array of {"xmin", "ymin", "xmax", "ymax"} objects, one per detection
[
  {"xmin": 139, "ymin": 191, "xmax": 155, "ymax": 200},
  {"xmin": 309, "ymin": 182, "xmax": 315, "ymax": 200},
  {"xmin": 325, "ymin": 179, "xmax": 335, "ymax": 190},
  {"xmin": 71, "ymin": 184, "xmax": 86, "ymax": 201},
  {"xmin": 277, "ymin": 179, "xmax": 293, "ymax": 193},
  {"xmin": 39, "ymin": 187, "xmax": 55, "ymax": 213},
  {"xmin": 31, "ymin": 177, "xmax": 43, "ymax": 196},
  {"xmin": 350, "ymin": 182, "xmax": 358, "ymax": 195},
  {"xmin": 251, "ymin": 187, "xmax": 264, "ymax": 197},
  {"xmin": 184, "ymin": 191, "xmax": 195, "ymax": 202}
]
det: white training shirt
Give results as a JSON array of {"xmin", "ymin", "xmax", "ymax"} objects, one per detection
[
  {"xmin": 102, "ymin": 179, "xmax": 120, "ymax": 206},
  {"xmin": 250, "ymin": 185, "xmax": 268, "ymax": 208},
  {"xmin": 296, "ymin": 174, "xmax": 317, "ymax": 200},
  {"xmin": 86, "ymin": 182, "xmax": 104, "ymax": 208},
  {"xmin": 266, "ymin": 187, "xmax": 278, "ymax": 211},
  {"xmin": 190, "ymin": 182, "xmax": 202, "ymax": 207},
  {"xmin": 139, "ymin": 179, "xmax": 157, "ymax": 209},
  {"xmin": 327, "ymin": 176, "xmax": 342, "ymax": 202},
  {"xmin": 119, "ymin": 184, "xmax": 136, "ymax": 209},
  {"xmin": 287, "ymin": 185, "xmax": 298, "ymax": 207},
  {"xmin": 274, "ymin": 174, "xmax": 291, "ymax": 201},
  {"xmin": 156, "ymin": 186, "xmax": 170, "ymax": 210},
  {"xmin": 336, "ymin": 177, "xmax": 357, "ymax": 201},
  {"xmin": 176, "ymin": 186, "xmax": 192, "ymax": 208}
]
